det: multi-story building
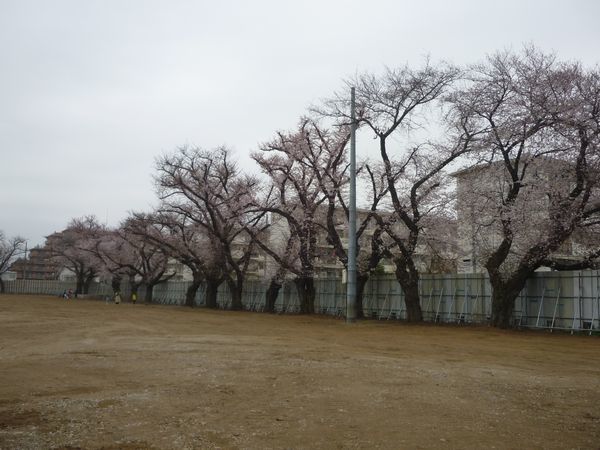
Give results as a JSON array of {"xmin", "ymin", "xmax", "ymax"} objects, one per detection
[
  {"xmin": 9, "ymin": 246, "xmax": 60, "ymax": 280},
  {"xmin": 257, "ymin": 207, "xmax": 455, "ymax": 280},
  {"xmin": 150, "ymin": 206, "xmax": 458, "ymax": 282},
  {"xmin": 453, "ymin": 159, "xmax": 594, "ymax": 273}
]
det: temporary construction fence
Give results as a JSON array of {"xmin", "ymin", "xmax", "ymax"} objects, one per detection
[
  {"xmin": 361, "ymin": 271, "xmax": 600, "ymax": 334},
  {"xmin": 3, "ymin": 271, "xmax": 599, "ymax": 333},
  {"xmin": 1, "ymin": 279, "xmax": 113, "ymax": 297}
]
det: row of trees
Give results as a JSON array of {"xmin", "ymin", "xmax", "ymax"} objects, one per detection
[{"xmin": 7, "ymin": 47, "xmax": 600, "ymax": 328}]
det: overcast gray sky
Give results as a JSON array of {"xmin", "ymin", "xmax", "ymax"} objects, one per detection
[{"xmin": 1, "ymin": 0, "xmax": 599, "ymax": 247}]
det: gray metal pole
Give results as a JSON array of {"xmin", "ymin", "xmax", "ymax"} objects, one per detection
[{"xmin": 346, "ymin": 87, "xmax": 357, "ymax": 323}]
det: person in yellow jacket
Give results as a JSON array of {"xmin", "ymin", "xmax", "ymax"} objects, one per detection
[{"xmin": 131, "ymin": 292, "xmax": 137, "ymax": 304}]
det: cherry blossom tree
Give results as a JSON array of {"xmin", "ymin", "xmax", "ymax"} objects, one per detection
[
  {"xmin": 128, "ymin": 211, "xmax": 227, "ymax": 308},
  {"xmin": 0, "ymin": 231, "xmax": 27, "ymax": 293},
  {"xmin": 261, "ymin": 236, "xmax": 296, "ymax": 313},
  {"xmin": 251, "ymin": 118, "xmax": 354, "ymax": 313},
  {"xmin": 91, "ymin": 217, "xmax": 177, "ymax": 303},
  {"xmin": 118, "ymin": 215, "xmax": 177, "ymax": 303},
  {"xmin": 320, "ymin": 60, "xmax": 468, "ymax": 322},
  {"xmin": 155, "ymin": 146, "xmax": 261, "ymax": 310},
  {"xmin": 318, "ymin": 158, "xmax": 395, "ymax": 318},
  {"xmin": 93, "ymin": 229, "xmax": 139, "ymax": 298},
  {"xmin": 449, "ymin": 48, "xmax": 600, "ymax": 328},
  {"xmin": 47, "ymin": 216, "xmax": 104, "ymax": 295},
  {"xmin": 90, "ymin": 229, "xmax": 121, "ymax": 294},
  {"xmin": 259, "ymin": 117, "xmax": 396, "ymax": 317}
]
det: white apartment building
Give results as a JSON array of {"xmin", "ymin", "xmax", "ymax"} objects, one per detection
[{"xmin": 453, "ymin": 159, "xmax": 593, "ymax": 273}]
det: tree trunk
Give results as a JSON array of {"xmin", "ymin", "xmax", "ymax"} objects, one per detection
[
  {"xmin": 294, "ymin": 276, "xmax": 315, "ymax": 314},
  {"xmin": 127, "ymin": 274, "xmax": 139, "ymax": 302},
  {"xmin": 228, "ymin": 278, "xmax": 244, "ymax": 311},
  {"xmin": 143, "ymin": 283, "xmax": 155, "ymax": 303},
  {"xmin": 395, "ymin": 263, "xmax": 422, "ymax": 322},
  {"xmin": 265, "ymin": 280, "xmax": 282, "ymax": 313},
  {"xmin": 184, "ymin": 274, "xmax": 202, "ymax": 308},
  {"xmin": 0, "ymin": 278, "xmax": 5, "ymax": 294},
  {"xmin": 83, "ymin": 272, "xmax": 94, "ymax": 295},
  {"xmin": 75, "ymin": 272, "xmax": 84, "ymax": 296},
  {"xmin": 111, "ymin": 275, "xmax": 122, "ymax": 295},
  {"xmin": 488, "ymin": 275, "xmax": 528, "ymax": 329},
  {"xmin": 204, "ymin": 278, "xmax": 221, "ymax": 309},
  {"xmin": 403, "ymin": 283, "xmax": 422, "ymax": 322},
  {"xmin": 356, "ymin": 274, "xmax": 370, "ymax": 319}
]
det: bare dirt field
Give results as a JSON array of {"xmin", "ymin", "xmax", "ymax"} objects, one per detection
[{"xmin": 0, "ymin": 295, "xmax": 599, "ymax": 449}]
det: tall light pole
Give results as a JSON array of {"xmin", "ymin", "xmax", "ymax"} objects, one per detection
[{"xmin": 346, "ymin": 87, "xmax": 357, "ymax": 323}]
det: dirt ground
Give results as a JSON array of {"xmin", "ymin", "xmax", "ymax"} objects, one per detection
[{"xmin": 0, "ymin": 295, "xmax": 599, "ymax": 450}]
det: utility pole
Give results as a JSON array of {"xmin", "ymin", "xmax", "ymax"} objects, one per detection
[{"xmin": 346, "ymin": 87, "xmax": 357, "ymax": 323}]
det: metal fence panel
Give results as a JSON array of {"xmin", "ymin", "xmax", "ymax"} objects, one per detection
[{"xmin": 3, "ymin": 271, "xmax": 599, "ymax": 333}]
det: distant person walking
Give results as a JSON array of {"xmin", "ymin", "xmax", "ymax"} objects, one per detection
[
  {"xmin": 131, "ymin": 292, "xmax": 137, "ymax": 305},
  {"xmin": 114, "ymin": 291, "xmax": 121, "ymax": 304}
]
